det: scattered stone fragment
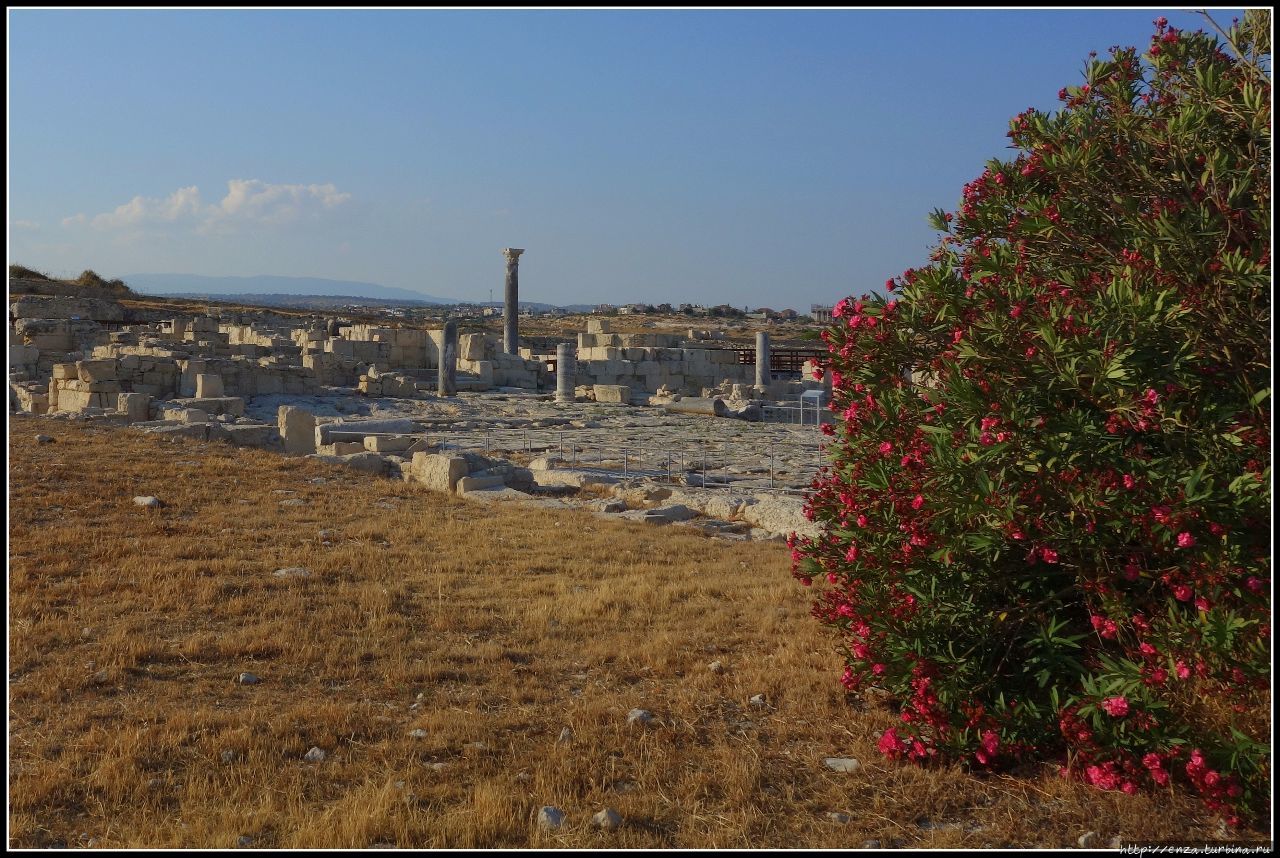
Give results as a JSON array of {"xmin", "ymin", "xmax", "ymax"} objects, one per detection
[
  {"xmin": 35, "ymin": 434, "xmax": 55, "ymax": 444},
  {"xmin": 1077, "ymin": 831, "xmax": 1098, "ymax": 849},
  {"xmin": 317, "ymin": 530, "xmax": 336, "ymax": 541},
  {"xmin": 592, "ymin": 808, "xmax": 623, "ymax": 831},
  {"xmin": 1108, "ymin": 836, "xmax": 1123, "ymax": 849},
  {"xmin": 147, "ymin": 777, "xmax": 162, "ymax": 790},
  {"xmin": 220, "ymin": 749, "xmax": 237, "ymax": 764},
  {"xmin": 279, "ymin": 498, "xmax": 308, "ymax": 507},
  {"xmin": 515, "ymin": 771, "xmax": 532, "ymax": 783},
  {"xmin": 272, "ymin": 567, "xmax": 311, "ymax": 579},
  {"xmin": 426, "ymin": 762, "xmax": 449, "ymax": 772},
  {"xmin": 537, "ymin": 806, "xmax": 565, "ymax": 830},
  {"xmin": 861, "ymin": 840, "xmax": 881, "ymax": 849},
  {"xmin": 823, "ymin": 757, "xmax": 862, "ymax": 773},
  {"xmin": 627, "ymin": 708, "xmax": 654, "ymax": 727},
  {"xmin": 303, "ymin": 746, "xmax": 326, "ymax": 763},
  {"xmin": 236, "ymin": 835, "xmax": 253, "ymax": 848},
  {"xmin": 557, "ymin": 727, "xmax": 573, "ymax": 744},
  {"xmin": 237, "ymin": 672, "xmax": 260, "ymax": 685},
  {"xmin": 132, "ymin": 495, "xmax": 163, "ymax": 508},
  {"xmin": 408, "ymin": 729, "xmax": 427, "ymax": 739},
  {"xmin": 464, "ymin": 741, "xmax": 489, "ymax": 751},
  {"xmin": 827, "ymin": 812, "xmax": 851, "ymax": 824},
  {"xmin": 749, "ymin": 693, "xmax": 767, "ymax": 707},
  {"xmin": 708, "ymin": 660, "xmax": 724, "ymax": 674}
]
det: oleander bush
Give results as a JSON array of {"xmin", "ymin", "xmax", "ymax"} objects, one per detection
[{"xmin": 793, "ymin": 13, "xmax": 1270, "ymax": 825}]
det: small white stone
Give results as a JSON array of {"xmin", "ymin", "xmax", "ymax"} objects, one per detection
[
  {"xmin": 708, "ymin": 660, "xmax": 724, "ymax": 674},
  {"xmin": 749, "ymin": 694, "xmax": 767, "ymax": 707},
  {"xmin": 823, "ymin": 757, "xmax": 861, "ymax": 773},
  {"xmin": 35, "ymin": 434, "xmax": 55, "ymax": 444},
  {"xmin": 303, "ymin": 746, "xmax": 326, "ymax": 763},
  {"xmin": 132, "ymin": 495, "xmax": 163, "ymax": 508},
  {"xmin": 627, "ymin": 708, "xmax": 653, "ymax": 727},
  {"xmin": 537, "ymin": 806, "xmax": 565, "ymax": 830},
  {"xmin": 237, "ymin": 672, "xmax": 259, "ymax": 685},
  {"xmin": 1077, "ymin": 831, "xmax": 1098, "ymax": 849},
  {"xmin": 592, "ymin": 808, "xmax": 623, "ymax": 830},
  {"xmin": 557, "ymin": 727, "xmax": 573, "ymax": 743},
  {"xmin": 272, "ymin": 567, "xmax": 311, "ymax": 578},
  {"xmin": 828, "ymin": 812, "xmax": 851, "ymax": 824},
  {"xmin": 408, "ymin": 729, "xmax": 427, "ymax": 739}
]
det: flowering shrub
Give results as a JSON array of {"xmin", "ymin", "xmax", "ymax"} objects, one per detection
[{"xmin": 793, "ymin": 13, "xmax": 1270, "ymax": 825}]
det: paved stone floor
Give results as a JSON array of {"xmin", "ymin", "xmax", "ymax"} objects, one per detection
[{"xmin": 245, "ymin": 388, "xmax": 827, "ymax": 495}]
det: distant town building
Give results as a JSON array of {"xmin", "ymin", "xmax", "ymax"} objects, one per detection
[{"xmin": 811, "ymin": 304, "xmax": 834, "ymax": 323}]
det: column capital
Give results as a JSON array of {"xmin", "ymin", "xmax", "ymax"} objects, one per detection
[{"xmin": 502, "ymin": 248, "xmax": 525, "ymax": 262}]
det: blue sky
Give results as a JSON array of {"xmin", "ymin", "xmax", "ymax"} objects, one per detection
[{"xmin": 7, "ymin": 8, "xmax": 1244, "ymax": 308}]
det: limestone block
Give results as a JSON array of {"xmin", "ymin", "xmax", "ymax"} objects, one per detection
[
  {"xmin": 411, "ymin": 452, "xmax": 468, "ymax": 493},
  {"xmin": 593, "ymin": 384, "xmax": 631, "ymax": 404},
  {"xmin": 118, "ymin": 392, "xmax": 151, "ymax": 423},
  {"xmin": 363, "ymin": 434, "xmax": 417, "ymax": 453},
  {"xmin": 219, "ymin": 424, "xmax": 279, "ymax": 448},
  {"xmin": 51, "ymin": 363, "xmax": 78, "ymax": 380},
  {"xmin": 587, "ymin": 319, "xmax": 612, "ymax": 334},
  {"xmin": 338, "ymin": 452, "xmax": 388, "ymax": 476},
  {"xmin": 277, "ymin": 405, "xmax": 316, "ymax": 454},
  {"xmin": 195, "ymin": 373, "xmax": 224, "ymax": 397},
  {"xmin": 173, "ymin": 396, "xmax": 245, "ymax": 417},
  {"xmin": 76, "ymin": 359, "xmax": 118, "ymax": 383},
  {"xmin": 177, "ymin": 408, "xmax": 211, "ymax": 424},
  {"xmin": 333, "ymin": 441, "xmax": 365, "ymax": 456},
  {"xmin": 456, "ymin": 474, "xmax": 506, "ymax": 494},
  {"xmin": 255, "ymin": 373, "xmax": 284, "ymax": 395},
  {"xmin": 458, "ymin": 333, "xmax": 486, "ymax": 361},
  {"xmin": 86, "ymin": 380, "xmax": 121, "ymax": 393}
]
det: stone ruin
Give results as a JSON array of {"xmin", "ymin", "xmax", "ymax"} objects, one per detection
[{"xmin": 10, "ymin": 263, "xmax": 834, "ymax": 541}]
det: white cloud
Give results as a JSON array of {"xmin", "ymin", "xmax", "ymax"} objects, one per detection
[
  {"xmin": 91, "ymin": 185, "xmax": 203, "ymax": 230},
  {"xmin": 204, "ymin": 179, "xmax": 351, "ymax": 230},
  {"xmin": 73, "ymin": 179, "xmax": 351, "ymax": 234},
  {"xmin": 12, "ymin": 219, "xmax": 40, "ymax": 230}
]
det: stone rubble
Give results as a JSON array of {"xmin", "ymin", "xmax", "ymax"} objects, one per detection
[{"xmin": 12, "ymin": 292, "xmax": 838, "ymax": 541}]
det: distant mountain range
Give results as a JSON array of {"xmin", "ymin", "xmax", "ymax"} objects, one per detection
[
  {"xmin": 122, "ymin": 273, "xmax": 458, "ymax": 305},
  {"xmin": 121, "ymin": 273, "xmax": 598, "ymax": 313}
]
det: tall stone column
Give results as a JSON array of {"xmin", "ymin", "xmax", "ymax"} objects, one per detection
[
  {"xmin": 502, "ymin": 248, "xmax": 525, "ymax": 356},
  {"xmin": 438, "ymin": 320, "xmax": 457, "ymax": 397},
  {"xmin": 555, "ymin": 342, "xmax": 576, "ymax": 403},
  {"xmin": 754, "ymin": 331, "xmax": 771, "ymax": 392}
]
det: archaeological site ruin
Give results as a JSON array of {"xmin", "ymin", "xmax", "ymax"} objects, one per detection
[{"xmin": 8, "ymin": 253, "xmax": 838, "ymax": 542}]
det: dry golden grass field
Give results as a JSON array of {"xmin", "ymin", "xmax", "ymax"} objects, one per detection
[{"xmin": 7, "ymin": 416, "xmax": 1267, "ymax": 848}]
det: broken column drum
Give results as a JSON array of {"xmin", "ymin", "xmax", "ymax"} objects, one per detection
[
  {"xmin": 502, "ymin": 247, "xmax": 524, "ymax": 356},
  {"xmin": 555, "ymin": 342, "xmax": 576, "ymax": 403},
  {"xmin": 755, "ymin": 331, "xmax": 771, "ymax": 391},
  {"xmin": 438, "ymin": 320, "xmax": 458, "ymax": 397}
]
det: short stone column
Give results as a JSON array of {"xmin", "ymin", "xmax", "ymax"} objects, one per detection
[
  {"xmin": 278, "ymin": 405, "xmax": 316, "ymax": 455},
  {"xmin": 438, "ymin": 320, "xmax": 457, "ymax": 397},
  {"xmin": 502, "ymin": 248, "xmax": 525, "ymax": 356},
  {"xmin": 754, "ymin": 331, "xmax": 770, "ymax": 392},
  {"xmin": 555, "ymin": 342, "xmax": 576, "ymax": 403}
]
